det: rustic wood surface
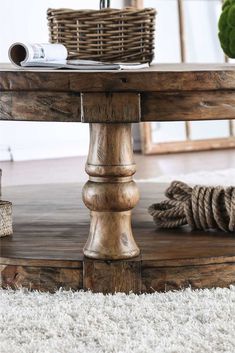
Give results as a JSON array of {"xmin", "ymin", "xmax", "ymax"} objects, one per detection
[
  {"xmin": 1, "ymin": 183, "xmax": 235, "ymax": 293},
  {"xmin": 141, "ymin": 90, "xmax": 235, "ymax": 121},
  {"xmin": 1, "ymin": 64, "xmax": 235, "ymax": 123},
  {"xmin": 83, "ymin": 260, "xmax": 141, "ymax": 294},
  {"xmin": 81, "ymin": 93, "xmax": 140, "ymax": 123},
  {"xmin": 1, "ymin": 265, "xmax": 83, "ymax": 292},
  {"xmin": 0, "ymin": 91, "xmax": 81, "ymax": 122},
  {"xmin": 2, "ymin": 90, "xmax": 235, "ymax": 123},
  {"xmin": 1, "ymin": 64, "xmax": 235, "ymax": 93}
]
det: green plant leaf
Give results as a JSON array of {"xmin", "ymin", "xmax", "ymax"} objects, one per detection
[
  {"xmin": 218, "ymin": 7, "xmax": 229, "ymax": 31},
  {"xmin": 218, "ymin": 0, "xmax": 235, "ymax": 57},
  {"xmin": 228, "ymin": 4, "xmax": 235, "ymax": 27},
  {"xmin": 229, "ymin": 27, "xmax": 235, "ymax": 56}
]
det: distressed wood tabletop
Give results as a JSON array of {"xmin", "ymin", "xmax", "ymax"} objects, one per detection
[{"xmin": 1, "ymin": 63, "xmax": 235, "ymax": 123}]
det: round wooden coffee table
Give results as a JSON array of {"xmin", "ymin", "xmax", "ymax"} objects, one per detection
[{"xmin": 1, "ymin": 63, "xmax": 235, "ymax": 293}]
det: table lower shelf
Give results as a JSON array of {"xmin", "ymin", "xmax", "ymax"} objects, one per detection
[{"xmin": 1, "ymin": 182, "xmax": 235, "ymax": 293}]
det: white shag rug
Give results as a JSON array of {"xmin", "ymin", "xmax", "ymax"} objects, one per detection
[
  {"xmin": 137, "ymin": 168, "xmax": 235, "ymax": 186},
  {"xmin": 1, "ymin": 287, "xmax": 235, "ymax": 353},
  {"xmin": 1, "ymin": 168, "xmax": 235, "ymax": 353}
]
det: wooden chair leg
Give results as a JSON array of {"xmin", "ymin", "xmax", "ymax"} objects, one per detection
[{"xmin": 82, "ymin": 123, "xmax": 140, "ymax": 260}]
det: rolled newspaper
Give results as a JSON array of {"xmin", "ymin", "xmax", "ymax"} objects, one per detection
[
  {"xmin": 8, "ymin": 42, "xmax": 68, "ymax": 67},
  {"xmin": 8, "ymin": 42, "xmax": 149, "ymax": 70}
]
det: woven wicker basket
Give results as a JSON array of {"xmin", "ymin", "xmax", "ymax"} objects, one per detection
[
  {"xmin": 47, "ymin": 7, "xmax": 156, "ymax": 63},
  {"xmin": 0, "ymin": 201, "xmax": 13, "ymax": 237}
]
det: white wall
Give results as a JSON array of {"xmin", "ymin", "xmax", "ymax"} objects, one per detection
[
  {"xmin": 145, "ymin": 0, "xmax": 230, "ymax": 145},
  {"xmin": 0, "ymin": 0, "xmax": 123, "ymax": 161}
]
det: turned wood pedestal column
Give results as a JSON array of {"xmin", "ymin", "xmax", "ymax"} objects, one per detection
[{"xmin": 82, "ymin": 123, "xmax": 140, "ymax": 259}]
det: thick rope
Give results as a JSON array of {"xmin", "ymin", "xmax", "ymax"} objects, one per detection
[{"xmin": 148, "ymin": 181, "xmax": 235, "ymax": 232}]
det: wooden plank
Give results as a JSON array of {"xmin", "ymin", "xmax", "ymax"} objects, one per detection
[
  {"xmin": 1, "ymin": 183, "xmax": 235, "ymax": 266},
  {"xmin": 2, "ymin": 64, "xmax": 235, "ymax": 93},
  {"xmin": 0, "ymin": 265, "xmax": 83, "ymax": 292},
  {"xmin": 2, "ymin": 90, "xmax": 235, "ymax": 123},
  {"xmin": 140, "ymin": 122, "xmax": 153, "ymax": 154},
  {"xmin": 2, "ymin": 63, "xmax": 235, "ymax": 72},
  {"xmin": 141, "ymin": 263, "xmax": 235, "ymax": 292},
  {"xmin": 0, "ymin": 70, "xmax": 71, "ymax": 91},
  {"xmin": 83, "ymin": 259, "xmax": 141, "ymax": 294},
  {"xmin": 0, "ymin": 91, "xmax": 140, "ymax": 123},
  {"xmin": 143, "ymin": 137, "xmax": 235, "ymax": 154},
  {"xmin": 142, "ymin": 91, "xmax": 235, "ymax": 121},
  {"xmin": 81, "ymin": 93, "xmax": 141, "ymax": 123},
  {"xmin": 177, "ymin": 0, "xmax": 192, "ymax": 141},
  {"xmin": 178, "ymin": 0, "xmax": 186, "ymax": 63},
  {"xmin": 1, "ymin": 183, "xmax": 235, "ymax": 293},
  {"xmin": 0, "ymin": 258, "xmax": 83, "ymax": 268},
  {"xmin": 0, "ymin": 91, "xmax": 81, "ymax": 122}
]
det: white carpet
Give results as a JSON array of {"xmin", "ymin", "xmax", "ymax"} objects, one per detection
[
  {"xmin": 1, "ymin": 168, "xmax": 235, "ymax": 353},
  {"xmin": 137, "ymin": 168, "xmax": 235, "ymax": 186},
  {"xmin": 1, "ymin": 287, "xmax": 235, "ymax": 353}
]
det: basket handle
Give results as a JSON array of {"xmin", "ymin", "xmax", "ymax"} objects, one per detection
[{"xmin": 100, "ymin": 0, "xmax": 110, "ymax": 9}]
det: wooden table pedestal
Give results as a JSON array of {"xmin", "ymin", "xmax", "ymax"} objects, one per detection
[{"xmin": 83, "ymin": 123, "xmax": 140, "ymax": 260}]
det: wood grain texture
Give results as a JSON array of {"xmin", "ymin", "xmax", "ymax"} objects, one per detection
[
  {"xmin": 140, "ymin": 122, "xmax": 153, "ymax": 155},
  {"xmin": 2, "ymin": 65, "xmax": 235, "ymax": 123},
  {"xmin": 1, "ymin": 265, "xmax": 83, "ymax": 292},
  {"xmin": 0, "ymin": 91, "xmax": 81, "ymax": 122},
  {"xmin": 1, "ymin": 183, "xmax": 235, "ymax": 293},
  {"xmin": 84, "ymin": 259, "xmax": 141, "ymax": 294},
  {"xmin": 81, "ymin": 93, "xmax": 140, "ymax": 123},
  {"xmin": 141, "ymin": 90, "xmax": 235, "ymax": 121},
  {"xmin": 1, "ymin": 64, "xmax": 235, "ymax": 93},
  {"xmin": 141, "ymin": 263, "xmax": 235, "ymax": 292},
  {"xmin": 83, "ymin": 123, "xmax": 140, "ymax": 259},
  {"xmin": 143, "ymin": 137, "xmax": 235, "ymax": 155},
  {"xmin": 178, "ymin": 0, "xmax": 186, "ymax": 63},
  {"xmin": 3, "ymin": 90, "xmax": 235, "ymax": 123}
]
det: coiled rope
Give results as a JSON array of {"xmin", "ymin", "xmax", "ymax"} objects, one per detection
[{"xmin": 148, "ymin": 181, "xmax": 235, "ymax": 232}]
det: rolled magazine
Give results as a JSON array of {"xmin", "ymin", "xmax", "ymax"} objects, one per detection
[
  {"xmin": 8, "ymin": 42, "xmax": 149, "ymax": 70},
  {"xmin": 9, "ymin": 42, "xmax": 68, "ymax": 67}
]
